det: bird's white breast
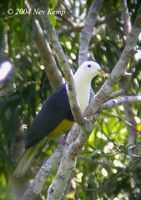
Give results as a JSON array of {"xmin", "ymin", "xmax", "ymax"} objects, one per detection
[{"xmin": 74, "ymin": 79, "xmax": 91, "ymax": 113}]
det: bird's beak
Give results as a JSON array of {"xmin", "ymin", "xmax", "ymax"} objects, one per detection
[{"xmin": 98, "ymin": 69, "xmax": 105, "ymax": 77}]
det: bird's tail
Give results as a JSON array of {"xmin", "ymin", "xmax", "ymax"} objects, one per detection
[
  {"xmin": 13, "ymin": 146, "xmax": 37, "ymax": 177},
  {"xmin": 13, "ymin": 138, "xmax": 49, "ymax": 177}
]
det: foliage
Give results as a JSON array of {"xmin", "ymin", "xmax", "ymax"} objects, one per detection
[{"xmin": 0, "ymin": 0, "xmax": 141, "ymax": 199}]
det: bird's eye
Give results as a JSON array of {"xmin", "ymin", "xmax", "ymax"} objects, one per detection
[{"xmin": 87, "ymin": 64, "xmax": 91, "ymax": 68}]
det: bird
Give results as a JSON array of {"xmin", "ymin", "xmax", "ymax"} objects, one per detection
[{"xmin": 14, "ymin": 61, "xmax": 104, "ymax": 177}]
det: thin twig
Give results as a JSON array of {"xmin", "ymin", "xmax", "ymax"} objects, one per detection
[
  {"xmin": 78, "ymin": 156, "xmax": 124, "ymax": 169},
  {"xmin": 100, "ymin": 96, "xmax": 141, "ymax": 110}
]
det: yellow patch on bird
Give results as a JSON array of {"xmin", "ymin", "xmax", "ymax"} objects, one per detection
[
  {"xmin": 47, "ymin": 119, "xmax": 74, "ymax": 138},
  {"xmin": 136, "ymin": 123, "xmax": 141, "ymax": 133}
]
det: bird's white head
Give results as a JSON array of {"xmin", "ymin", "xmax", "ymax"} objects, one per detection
[{"xmin": 74, "ymin": 61, "xmax": 103, "ymax": 81}]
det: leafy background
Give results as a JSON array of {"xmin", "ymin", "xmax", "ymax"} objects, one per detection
[{"xmin": 0, "ymin": 0, "xmax": 141, "ymax": 199}]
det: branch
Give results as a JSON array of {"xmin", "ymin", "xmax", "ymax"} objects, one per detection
[
  {"xmin": 1, "ymin": 25, "xmax": 9, "ymax": 54},
  {"xmin": 109, "ymin": 89, "xmax": 124, "ymax": 98},
  {"xmin": 78, "ymin": 156, "xmax": 123, "ymax": 169},
  {"xmin": 35, "ymin": 20, "xmax": 63, "ymax": 88},
  {"xmin": 85, "ymin": 5, "xmax": 141, "ymax": 117},
  {"xmin": 120, "ymin": 0, "xmax": 137, "ymax": 144},
  {"xmin": 34, "ymin": 19, "xmax": 63, "ymax": 90},
  {"xmin": 79, "ymin": 0, "xmax": 104, "ymax": 65},
  {"xmin": 40, "ymin": 13, "xmax": 84, "ymax": 125},
  {"xmin": 100, "ymin": 96, "xmax": 141, "ymax": 110},
  {"xmin": 25, "ymin": 0, "xmax": 63, "ymax": 90},
  {"xmin": 21, "ymin": 141, "xmax": 65, "ymax": 200},
  {"xmin": 58, "ymin": 24, "xmax": 83, "ymax": 36},
  {"xmin": 119, "ymin": 75, "xmax": 138, "ymax": 144},
  {"xmin": 21, "ymin": 124, "xmax": 79, "ymax": 200},
  {"xmin": 120, "ymin": 0, "xmax": 132, "ymax": 35}
]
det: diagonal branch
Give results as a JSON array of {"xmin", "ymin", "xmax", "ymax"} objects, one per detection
[
  {"xmin": 20, "ymin": 141, "xmax": 65, "ymax": 200},
  {"xmin": 100, "ymin": 96, "xmax": 141, "ymax": 110},
  {"xmin": 25, "ymin": 0, "xmax": 63, "ymax": 90},
  {"xmin": 21, "ymin": 124, "xmax": 79, "ymax": 200},
  {"xmin": 40, "ymin": 14, "xmax": 84, "ymax": 125},
  {"xmin": 34, "ymin": 19, "xmax": 63, "ymax": 90},
  {"xmin": 79, "ymin": 0, "xmax": 104, "ymax": 65}
]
